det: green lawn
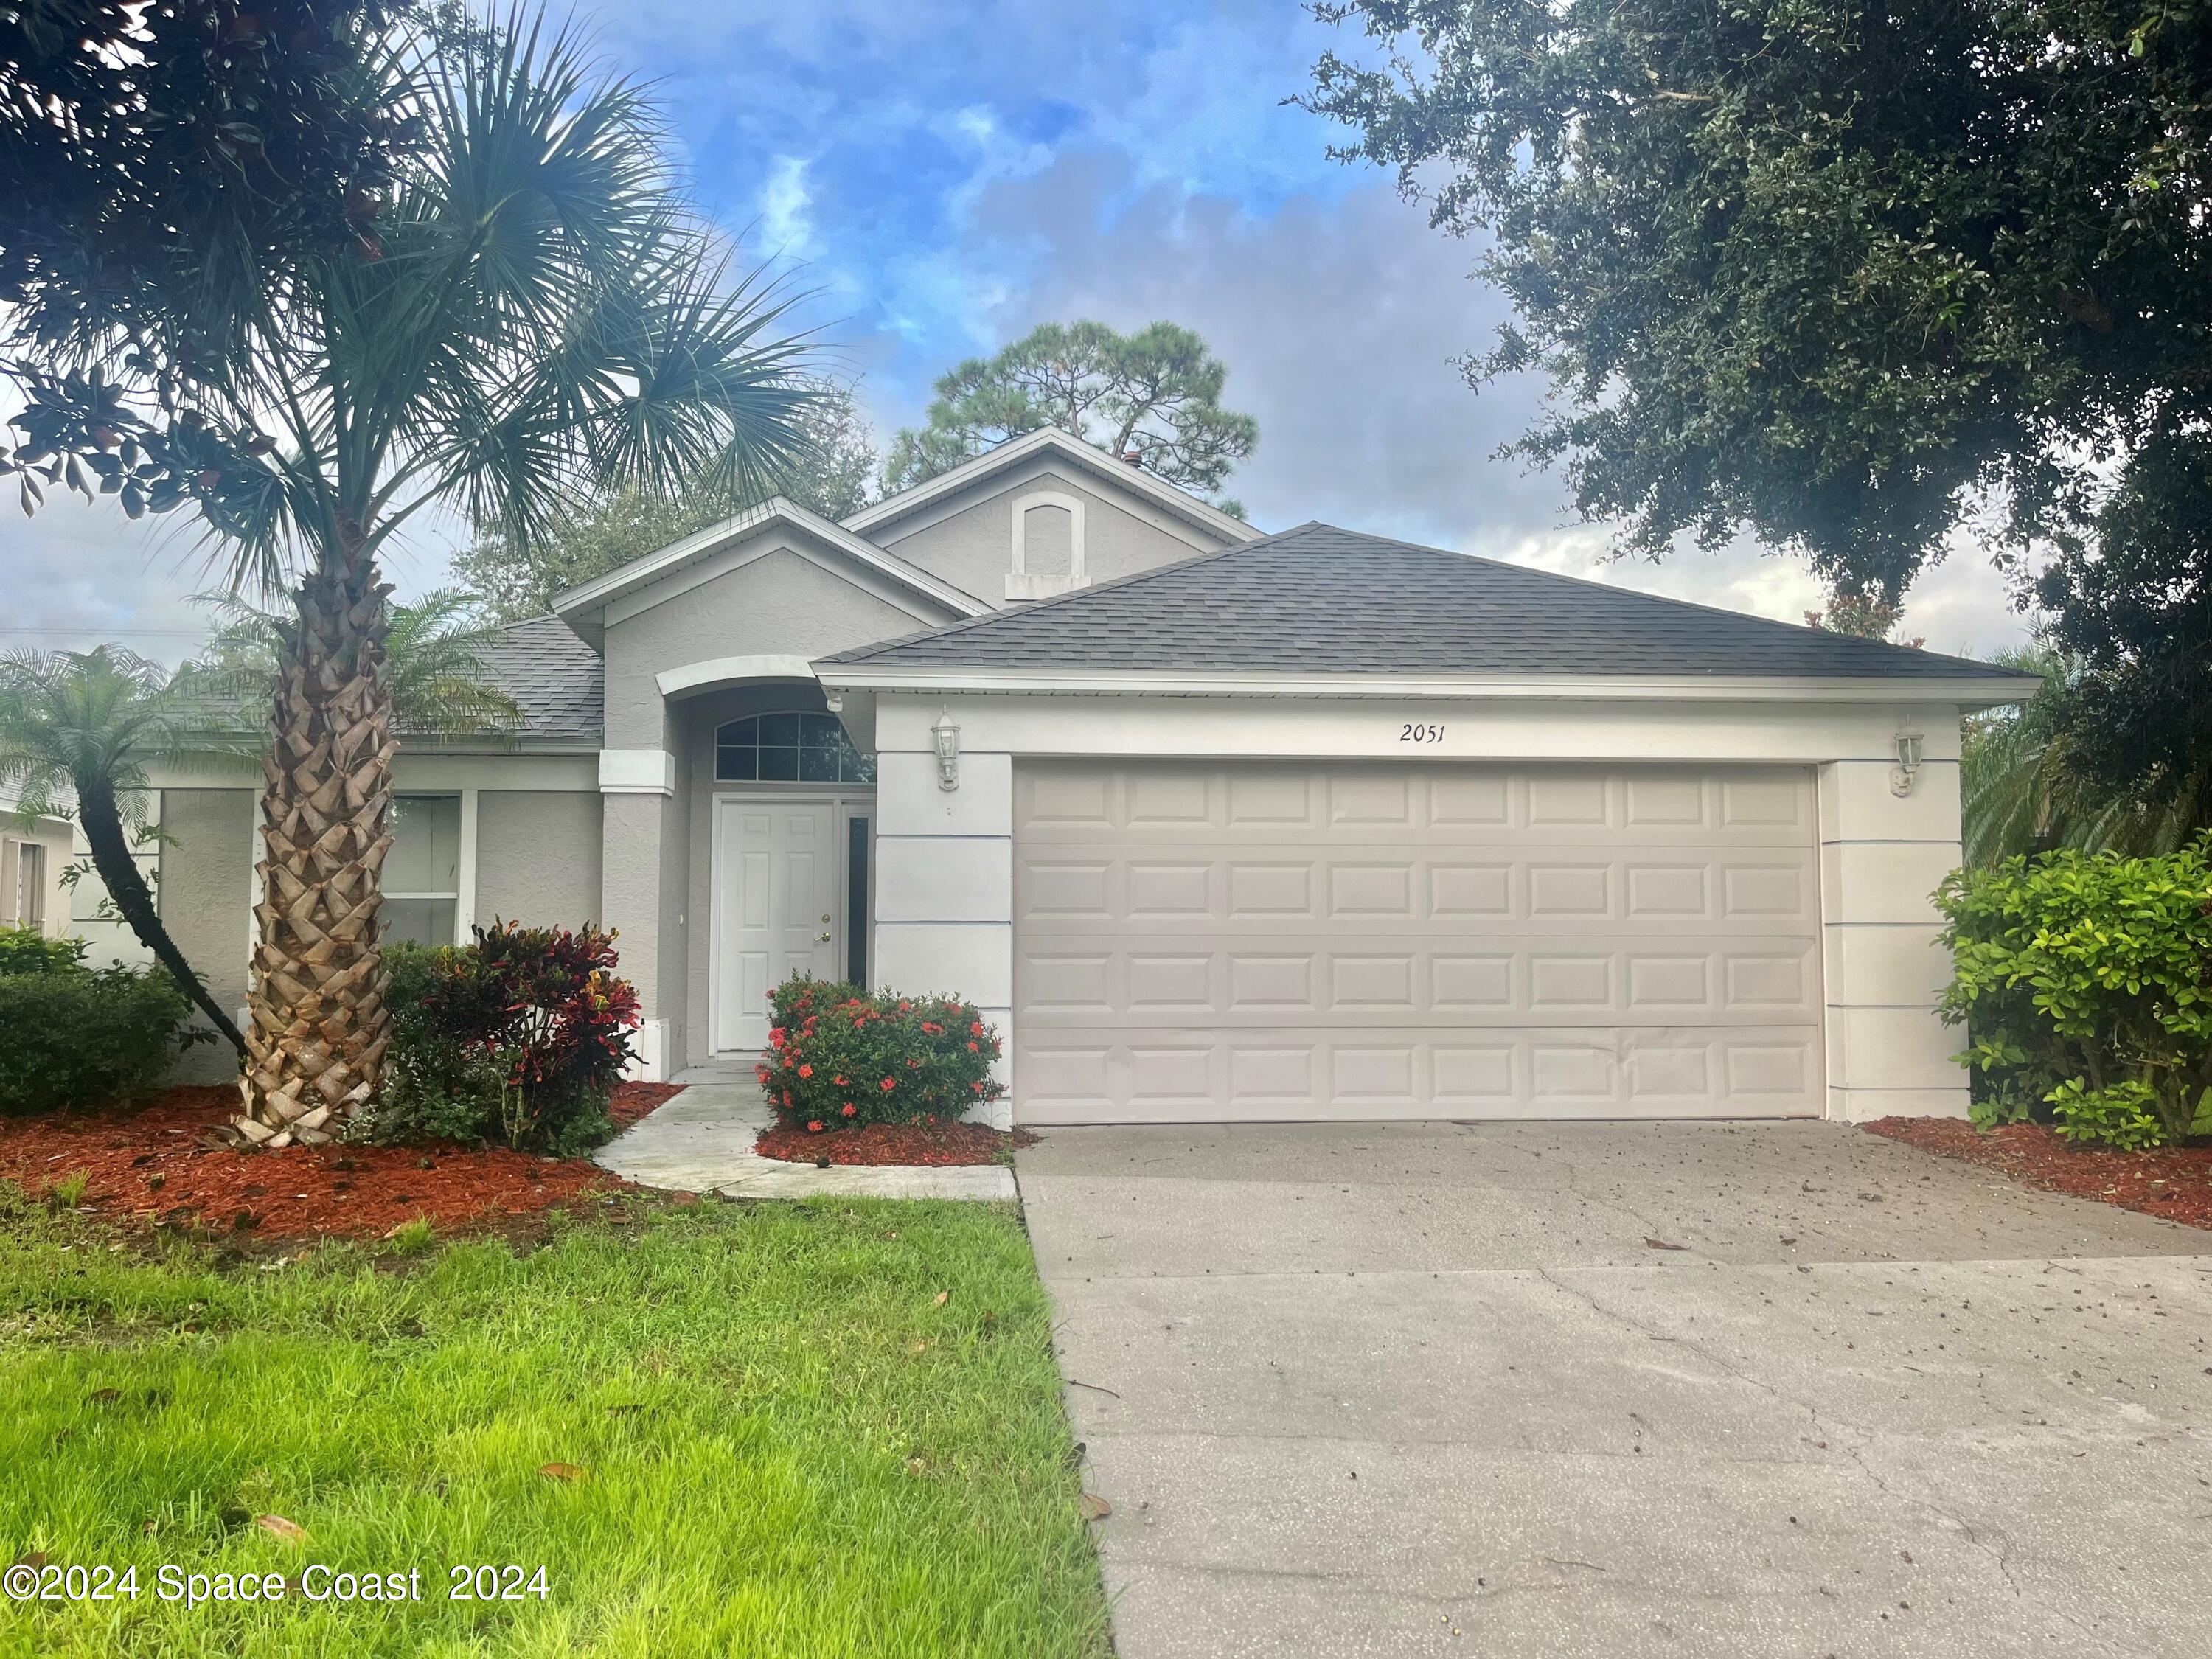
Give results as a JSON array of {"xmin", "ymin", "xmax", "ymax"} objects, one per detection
[{"xmin": 0, "ymin": 1193, "xmax": 1110, "ymax": 1658}]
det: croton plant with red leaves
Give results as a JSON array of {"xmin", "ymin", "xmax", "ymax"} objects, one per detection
[
  {"xmin": 758, "ymin": 975, "xmax": 1005, "ymax": 1131},
  {"xmin": 408, "ymin": 919, "xmax": 641, "ymax": 1152}
]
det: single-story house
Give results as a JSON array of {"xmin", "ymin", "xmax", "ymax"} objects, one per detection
[{"xmin": 146, "ymin": 426, "xmax": 2037, "ymax": 1126}]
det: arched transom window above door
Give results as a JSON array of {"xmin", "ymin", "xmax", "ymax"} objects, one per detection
[{"xmin": 714, "ymin": 712, "xmax": 876, "ymax": 785}]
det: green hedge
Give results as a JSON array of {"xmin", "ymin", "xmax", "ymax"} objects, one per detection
[
  {"xmin": 0, "ymin": 925, "xmax": 87, "ymax": 977},
  {"xmin": 759, "ymin": 975, "xmax": 1005, "ymax": 1130},
  {"xmin": 1936, "ymin": 840, "xmax": 2212, "ymax": 1148},
  {"xmin": 0, "ymin": 958, "xmax": 191, "ymax": 1116}
]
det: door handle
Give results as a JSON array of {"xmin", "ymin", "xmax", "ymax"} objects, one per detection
[{"xmin": 818, "ymin": 912, "xmax": 832, "ymax": 943}]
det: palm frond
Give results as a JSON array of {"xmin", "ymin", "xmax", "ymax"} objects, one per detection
[
  {"xmin": 182, "ymin": 588, "xmax": 521, "ymax": 740},
  {"xmin": 1961, "ymin": 644, "xmax": 2196, "ymax": 864}
]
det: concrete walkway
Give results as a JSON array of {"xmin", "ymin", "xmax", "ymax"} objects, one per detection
[
  {"xmin": 1018, "ymin": 1120, "xmax": 2212, "ymax": 1658},
  {"xmin": 593, "ymin": 1083, "xmax": 1015, "ymax": 1200}
]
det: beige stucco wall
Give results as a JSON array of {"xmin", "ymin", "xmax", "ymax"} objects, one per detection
[
  {"xmin": 157, "ymin": 787, "xmax": 254, "ymax": 1083},
  {"xmin": 872, "ymin": 463, "xmax": 1230, "ymax": 601},
  {"xmin": 600, "ymin": 542, "xmax": 946, "ymax": 748},
  {"xmin": 476, "ymin": 791, "xmax": 603, "ymax": 930}
]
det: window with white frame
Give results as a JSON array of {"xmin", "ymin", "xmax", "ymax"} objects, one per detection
[
  {"xmin": 4, "ymin": 838, "xmax": 44, "ymax": 928},
  {"xmin": 383, "ymin": 794, "xmax": 462, "ymax": 945},
  {"xmin": 714, "ymin": 712, "xmax": 875, "ymax": 785}
]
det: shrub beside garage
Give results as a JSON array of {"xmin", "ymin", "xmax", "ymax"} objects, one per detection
[
  {"xmin": 1937, "ymin": 839, "xmax": 2212, "ymax": 1148},
  {"xmin": 757, "ymin": 976, "xmax": 1006, "ymax": 1131}
]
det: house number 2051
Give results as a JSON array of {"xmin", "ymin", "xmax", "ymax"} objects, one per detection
[{"xmin": 1399, "ymin": 722, "xmax": 1446, "ymax": 744}]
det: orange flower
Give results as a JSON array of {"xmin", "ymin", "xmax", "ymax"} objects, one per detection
[
  {"xmin": 841, "ymin": 1103, "xmax": 857, "ymax": 1117},
  {"xmin": 807, "ymin": 1120, "xmax": 824, "ymax": 1133},
  {"xmin": 969, "ymin": 1021, "xmax": 984, "ymax": 1037},
  {"xmin": 966, "ymin": 1041, "xmax": 979, "ymax": 1052},
  {"xmin": 798, "ymin": 1063, "xmax": 813, "ymax": 1079},
  {"xmin": 880, "ymin": 1077, "xmax": 897, "ymax": 1091}
]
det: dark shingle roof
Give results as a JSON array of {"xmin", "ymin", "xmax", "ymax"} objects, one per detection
[
  {"xmin": 821, "ymin": 522, "xmax": 2033, "ymax": 681},
  {"xmin": 476, "ymin": 617, "xmax": 603, "ymax": 739}
]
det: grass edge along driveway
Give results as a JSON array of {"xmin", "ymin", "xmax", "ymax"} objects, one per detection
[{"xmin": 0, "ymin": 1192, "xmax": 1110, "ymax": 1658}]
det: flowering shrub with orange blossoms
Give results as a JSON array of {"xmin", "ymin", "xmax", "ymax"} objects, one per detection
[{"xmin": 757, "ymin": 975, "xmax": 1006, "ymax": 1132}]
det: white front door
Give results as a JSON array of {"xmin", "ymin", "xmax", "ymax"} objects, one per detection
[{"xmin": 711, "ymin": 798, "xmax": 842, "ymax": 1052}]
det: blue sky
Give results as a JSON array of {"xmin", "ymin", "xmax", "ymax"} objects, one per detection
[{"xmin": 2, "ymin": 1, "xmax": 2023, "ymax": 658}]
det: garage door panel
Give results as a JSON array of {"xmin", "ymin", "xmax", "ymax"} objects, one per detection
[
  {"xmin": 1019, "ymin": 821, "xmax": 1817, "ymax": 851},
  {"xmin": 1015, "ymin": 1026, "xmax": 1823, "ymax": 1124},
  {"xmin": 1017, "ymin": 849, "xmax": 1818, "ymax": 928},
  {"xmin": 1014, "ymin": 761, "xmax": 1821, "ymax": 1121},
  {"xmin": 1018, "ymin": 935, "xmax": 1819, "ymax": 1023},
  {"xmin": 1015, "ymin": 764, "xmax": 1815, "ymax": 842}
]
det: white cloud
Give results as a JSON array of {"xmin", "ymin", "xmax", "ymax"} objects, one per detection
[{"xmin": 757, "ymin": 155, "xmax": 820, "ymax": 260}]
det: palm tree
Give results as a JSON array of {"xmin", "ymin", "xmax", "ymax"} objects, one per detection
[
  {"xmin": 0, "ymin": 647, "xmax": 251, "ymax": 1053},
  {"xmin": 4, "ymin": 15, "xmax": 817, "ymax": 1142},
  {"xmin": 1961, "ymin": 646, "xmax": 2195, "ymax": 863},
  {"xmin": 187, "ymin": 589, "xmax": 523, "ymax": 741}
]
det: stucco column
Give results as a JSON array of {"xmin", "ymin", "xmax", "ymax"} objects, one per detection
[
  {"xmin": 1818, "ymin": 744, "xmax": 1969, "ymax": 1121},
  {"xmin": 870, "ymin": 700, "xmax": 1015, "ymax": 1129},
  {"xmin": 600, "ymin": 748, "xmax": 678, "ymax": 1080}
]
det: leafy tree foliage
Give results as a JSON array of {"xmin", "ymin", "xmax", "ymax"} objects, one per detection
[
  {"xmin": 185, "ymin": 588, "xmax": 521, "ymax": 737},
  {"xmin": 2033, "ymin": 427, "xmax": 2212, "ymax": 830},
  {"xmin": 0, "ymin": 8, "xmax": 818, "ymax": 1137},
  {"xmin": 453, "ymin": 381, "xmax": 879, "ymax": 622},
  {"xmin": 0, "ymin": 0, "xmax": 414, "ymax": 351},
  {"xmin": 1801, "ymin": 592, "xmax": 1921, "ymax": 647},
  {"xmin": 885, "ymin": 320, "xmax": 1257, "ymax": 510},
  {"xmin": 1305, "ymin": 0, "xmax": 2212, "ymax": 826},
  {"xmin": 1305, "ymin": 0, "xmax": 2211, "ymax": 600}
]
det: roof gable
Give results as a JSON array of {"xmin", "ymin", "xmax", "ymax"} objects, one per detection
[
  {"xmin": 550, "ymin": 496, "xmax": 986, "ymax": 647},
  {"xmin": 818, "ymin": 521, "xmax": 2039, "ymax": 693},
  {"xmin": 841, "ymin": 426, "xmax": 1258, "ymax": 549}
]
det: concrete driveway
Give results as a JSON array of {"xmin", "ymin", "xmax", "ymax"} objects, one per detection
[{"xmin": 1016, "ymin": 1121, "xmax": 2212, "ymax": 1658}]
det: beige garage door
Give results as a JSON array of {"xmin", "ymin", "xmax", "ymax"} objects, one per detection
[{"xmin": 1012, "ymin": 760, "xmax": 1823, "ymax": 1124}]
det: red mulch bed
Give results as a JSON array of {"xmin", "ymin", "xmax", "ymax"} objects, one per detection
[
  {"xmin": 1865, "ymin": 1116, "xmax": 2212, "ymax": 1231},
  {"xmin": 754, "ymin": 1118, "xmax": 1040, "ymax": 1167},
  {"xmin": 0, "ymin": 1082, "xmax": 685, "ymax": 1241}
]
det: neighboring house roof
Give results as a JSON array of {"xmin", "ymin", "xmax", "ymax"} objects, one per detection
[
  {"xmin": 476, "ymin": 617, "xmax": 604, "ymax": 740},
  {"xmin": 841, "ymin": 425, "xmax": 1260, "ymax": 548},
  {"xmin": 818, "ymin": 521, "xmax": 2042, "ymax": 697},
  {"xmin": 549, "ymin": 495, "xmax": 988, "ymax": 634}
]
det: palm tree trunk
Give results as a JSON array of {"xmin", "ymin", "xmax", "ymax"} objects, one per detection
[
  {"xmin": 74, "ymin": 776, "xmax": 246, "ymax": 1056},
  {"xmin": 237, "ymin": 524, "xmax": 399, "ymax": 1147}
]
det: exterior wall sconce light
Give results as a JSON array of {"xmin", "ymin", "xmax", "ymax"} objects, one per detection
[
  {"xmin": 932, "ymin": 709, "xmax": 961, "ymax": 792},
  {"xmin": 1890, "ymin": 723, "xmax": 1924, "ymax": 797}
]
